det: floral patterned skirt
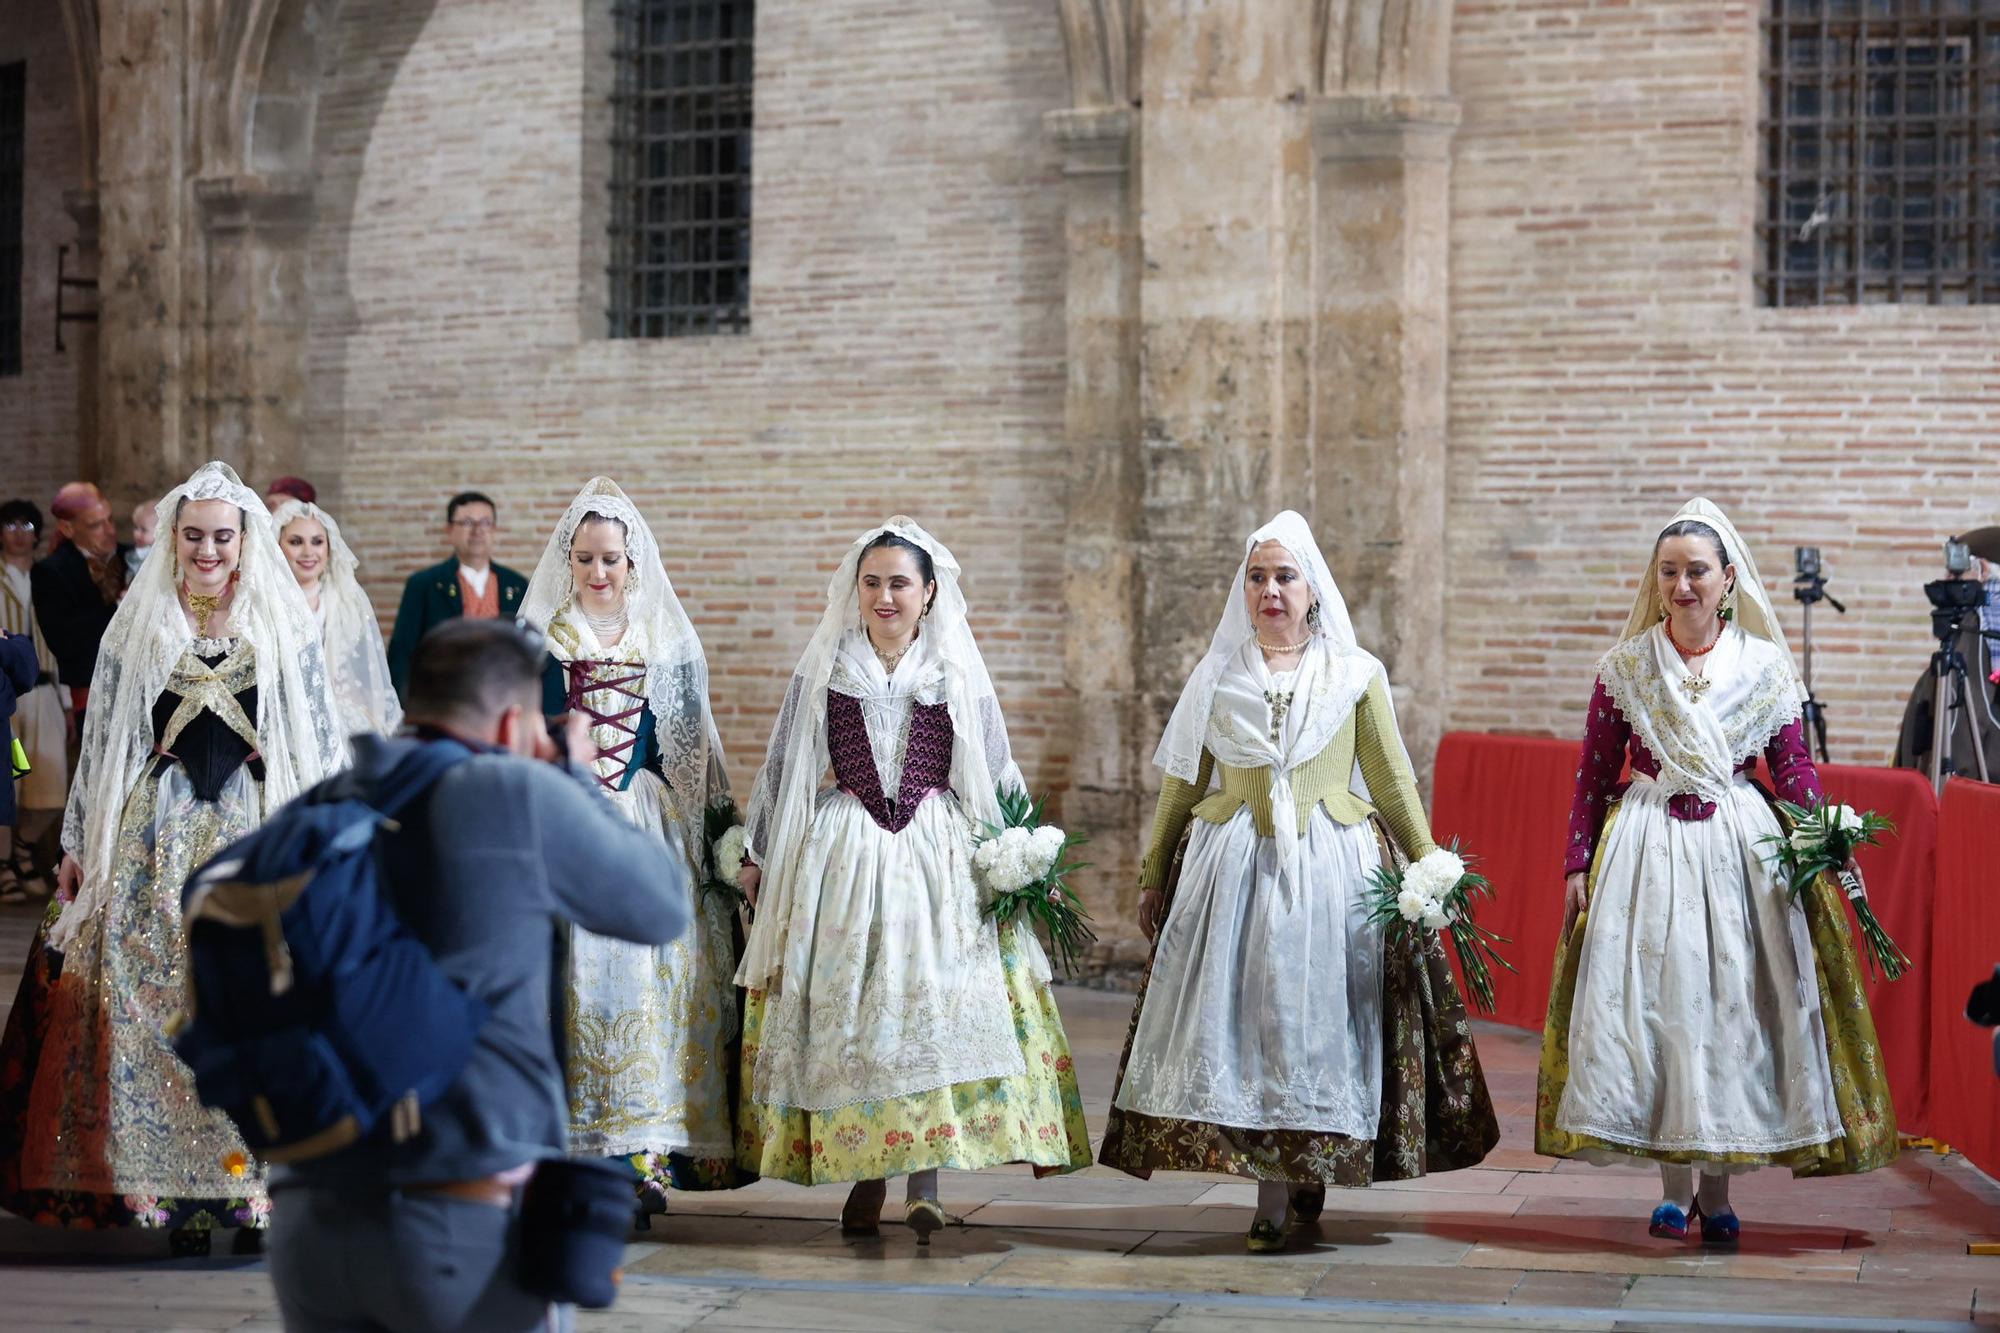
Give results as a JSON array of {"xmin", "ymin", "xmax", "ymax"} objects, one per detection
[
  {"xmin": 1535, "ymin": 799, "xmax": 1898, "ymax": 1175},
  {"xmin": 1098, "ymin": 817, "xmax": 1499, "ymax": 1187},
  {"xmin": 736, "ymin": 923, "xmax": 1092, "ymax": 1184},
  {"xmin": 0, "ymin": 769, "xmax": 269, "ymax": 1232}
]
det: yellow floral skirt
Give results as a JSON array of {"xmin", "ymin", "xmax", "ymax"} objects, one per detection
[
  {"xmin": 1536, "ymin": 801, "xmax": 1898, "ymax": 1175},
  {"xmin": 737, "ymin": 924, "xmax": 1093, "ymax": 1184}
]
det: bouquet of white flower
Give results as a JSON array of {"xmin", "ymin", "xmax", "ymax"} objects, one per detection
[
  {"xmin": 1759, "ymin": 798, "xmax": 1908, "ymax": 981},
  {"xmin": 1362, "ymin": 840, "xmax": 1512, "ymax": 1014},
  {"xmin": 972, "ymin": 786, "xmax": 1095, "ymax": 976},
  {"xmin": 704, "ymin": 801, "xmax": 750, "ymax": 911}
]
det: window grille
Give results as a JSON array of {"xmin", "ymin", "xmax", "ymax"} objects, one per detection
[
  {"xmin": 1759, "ymin": 1, "xmax": 2000, "ymax": 306},
  {"xmin": 0, "ymin": 62, "xmax": 23, "ymax": 375},
  {"xmin": 608, "ymin": 1, "xmax": 754, "ymax": 337}
]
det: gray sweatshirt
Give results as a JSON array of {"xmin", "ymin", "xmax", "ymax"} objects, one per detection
[{"xmin": 278, "ymin": 731, "xmax": 690, "ymax": 1189}]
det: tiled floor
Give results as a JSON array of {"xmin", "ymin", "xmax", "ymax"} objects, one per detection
[{"xmin": 4, "ymin": 899, "xmax": 1999, "ymax": 1331}]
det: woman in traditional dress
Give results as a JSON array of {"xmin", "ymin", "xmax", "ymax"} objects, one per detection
[
  {"xmin": 0, "ymin": 499, "xmax": 67, "ymax": 901},
  {"xmin": 271, "ymin": 498, "xmax": 402, "ymax": 742},
  {"xmin": 1098, "ymin": 511, "xmax": 1498, "ymax": 1252},
  {"xmin": 0, "ymin": 462, "xmax": 345, "ymax": 1255},
  {"xmin": 520, "ymin": 477, "xmax": 743, "ymax": 1218},
  {"xmin": 735, "ymin": 517, "xmax": 1091, "ymax": 1242},
  {"xmin": 1537, "ymin": 497, "xmax": 1896, "ymax": 1244}
]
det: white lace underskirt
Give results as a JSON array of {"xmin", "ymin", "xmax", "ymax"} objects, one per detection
[
  {"xmin": 1113, "ymin": 806, "xmax": 1385, "ymax": 1138},
  {"xmin": 1557, "ymin": 777, "xmax": 1842, "ymax": 1156},
  {"xmin": 750, "ymin": 788, "xmax": 1023, "ymax": 1111}
]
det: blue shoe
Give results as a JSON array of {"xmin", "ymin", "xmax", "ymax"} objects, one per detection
[
  {"xmin": 1648, "ymin": 1202, "xmax": 1689, "ymax": 1240},
  {"xmin": 1696, "ymin": 1205, "xmax": 1740, "ymax": 1246}
]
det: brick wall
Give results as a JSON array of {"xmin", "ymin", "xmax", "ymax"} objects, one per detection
[
  {"xmin": 1448, "ymin": 0, "xmax": 2000, "ymax": 764},
  {"xmin": 0, "ymin": 0, "xmax": 83, "ymax": 513},
  {"xmin": 307, "ymin": 0, "xmax": 1072, "ymax": 795}
]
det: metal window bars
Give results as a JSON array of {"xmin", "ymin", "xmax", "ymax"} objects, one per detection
[
  {"xmin": 608, "ymin": 0, "xmax": 754, "ymax": 338},
  {"xmin": 1759, "ymin": 1, "xmax": 2000, "ymax": 306},
  {"xmin": 0, "ymin": 63, "xmax": 23, "ymax": 375}
]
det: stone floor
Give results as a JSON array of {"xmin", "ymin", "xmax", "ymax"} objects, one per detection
[{"xmin": 4, "ymin": 898, "xmax": 2000, "ymax": 1331}]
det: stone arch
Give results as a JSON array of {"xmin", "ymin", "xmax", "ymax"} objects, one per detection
[
  {"xmin": 1056, "ymin": 0, "xmax": 1134, "ymax": 110},
  {"xmin": 206, "ymin": 0, "xmax": 340, "ymax": 180},
  {"xmin": 52, "ymin": 0, "xmax": 98, "ymax": 189},
  {"xmin": 1316, "ymin": 0, "xmax": 1454, "ymax": 97}
]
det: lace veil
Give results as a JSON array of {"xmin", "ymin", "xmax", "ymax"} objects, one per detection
[
  {"xmin": 270, "ymin": 498, "xmax": 402, "ymax": 739},
  {"xmin": 518, "ymin": 478, "xmax": 725, "ymax": 834},
  {"xmin": 736, "ymin": 516, "xmax": 1017, "ymax": 990},
  {"xmin": 55, "ymin": 461, "xmax": 346, "ymax": 948}
]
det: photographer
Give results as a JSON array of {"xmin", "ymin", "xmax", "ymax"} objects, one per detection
[
  {"xmin": 1894, "ymin": 549, "xmax": 2000, "ymax": 782},
  {"xmin": 265, "ymin": 619, "xmax": 690, "ymax": 1333}
]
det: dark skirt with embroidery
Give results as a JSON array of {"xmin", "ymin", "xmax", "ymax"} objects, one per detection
[{"xmin": 1097, "ymin": 821, "xmax": 1499, "ymax": 1186}]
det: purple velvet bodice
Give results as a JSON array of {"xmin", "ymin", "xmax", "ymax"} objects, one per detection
[
  {"xmin": 826, "ymin": 689, "xmax": 955, "ymax": 833},
  {"xmin": 1564, "ymin": 676, "xmax": 1824, "ymax": 875}
]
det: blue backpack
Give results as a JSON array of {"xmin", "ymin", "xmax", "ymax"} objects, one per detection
[{"xmin": 174, "ymin": 739, "xmax": 493, "ymax": 1164}]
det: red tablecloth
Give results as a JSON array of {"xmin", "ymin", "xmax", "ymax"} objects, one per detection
[
  {"xmin": 1429, "ymin": 731, "xmax": 1939, "ymax": 1134},
  {"xmin": 1928, "ymin": 779, "xmax": 2000, "ymax": 1178}
]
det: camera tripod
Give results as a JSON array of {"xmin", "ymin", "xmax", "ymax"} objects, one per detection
[
  {"xmin": 1926, "ymin": 604, "xmax": 1994, "ymax": 795},
  {"xmin": 1793, "ymin": 571, "xmax": 1843, "ymax": 763}
]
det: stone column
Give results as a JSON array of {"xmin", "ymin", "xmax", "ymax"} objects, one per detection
[
  {"xmin": 194, "ymin": 171, "xmax": 317, "ymax": 488},
  {"xmin": 1309, "ymin": 93, "xmax": 1460, "ymax": 788},
  {"xmin": 62, "ymin": 187, "xmax": 101, "ymax": 484},
  {"xmin": 1047, "ymin": 105, "xmax": 1146, "ymax": 947}
]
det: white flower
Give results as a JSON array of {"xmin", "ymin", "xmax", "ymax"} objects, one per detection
[
  {"xmin": 1396, "ymin": 887, "xmax": 1427, "ymax": 923},
  {"xmin": 713, "ymin": 825, "xmax": 748, "ymax": 888},
  {"xmin": 1833, "ymin": 804, "xmax": 1864, "ymax": 834},
  {"xmin": 1788, "ymin": 826, "xmax": 1820, "ymax": 853},
  {"xmin": 1421, "ymin": 899, "xmax": 1452, "ymax": 931},
  {"xmin": 1404, "ymin": 848, "xmax": 1465, "ymax": 903},
  {"xmin": 1029, "ymin": 824, "xmax": 1067, "ymax": 877}
]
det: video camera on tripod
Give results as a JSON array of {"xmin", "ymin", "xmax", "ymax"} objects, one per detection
[
  {"xmin": 1792, "ymin": 545, "xmax": 1843, "ymax": 763},
  {"xmin": 1920, "ymin": 537, "xmax": 1996, "ymax": 793}
]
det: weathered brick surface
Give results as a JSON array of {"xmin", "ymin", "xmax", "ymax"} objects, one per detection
[
  {"xmin": 1448, "ymin": 0, "xmax": 2000, "ymax": 764},
  {"xmin": 308, "ymin": 0, "xmax": 1074, "ymax": 797},
  {"xmin": 0, "ymin": 0, "xmax": 83, "ymax": 510}
]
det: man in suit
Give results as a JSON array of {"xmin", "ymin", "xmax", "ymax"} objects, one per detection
[
  {"xmin": 386, "ymin": 491, "xmax": 528, "ymax": 702},
  {"xmin": 30, "ymin": 482, "xmax": 132, "ymax": 727}
]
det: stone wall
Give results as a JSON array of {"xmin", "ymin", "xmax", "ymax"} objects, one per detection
[
  {"xmin": 0, "ymin": 0, "xmax": 84, "ymax": 508},
  {"xmin": 1448, "ymin": 0, "xmax": 2000, "ymax": 763}
]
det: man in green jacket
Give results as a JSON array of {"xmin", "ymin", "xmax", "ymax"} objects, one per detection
[{"xmin": 386, "ymin": 491, "xmax": 529, "ymax": 702}]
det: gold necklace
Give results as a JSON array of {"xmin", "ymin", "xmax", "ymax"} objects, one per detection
[
  {"xmin": 872, "ymin": 633, "xmax": 915, "ymax": 674},
  {"xmin": 1257, "ymin": 636, "xmax": 1310, "ymax": 654},
  {"xmin": 184, "ymin": 587, "xmax": 222, "ymax": 637}
]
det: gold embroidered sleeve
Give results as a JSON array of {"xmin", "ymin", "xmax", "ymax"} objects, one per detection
[
  {"xmin": 1139, "ymin": 750, "xmax": 1213, "ymax": 891},
  {"xmin": 1356, "ymin": 674, "xmax": 1436, "ymax": 862}
]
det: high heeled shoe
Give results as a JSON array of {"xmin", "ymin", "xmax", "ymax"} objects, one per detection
[
  {"xmin": 633, "ymin": 1178, "xmax": 669, "ymax": 1232},
  {"xmin": 1289, "ymin": 1184, "xmax": 1326, "ymax": 1223},
  {"xmin": 1693, "ymin": 1203, "xmax": 1740, "ymax": 1246},
  {"xmin": 841, "ymin": 1180, "xmax": 886, "ymax": 1236},
  {"xmin": 1647, "ymin": 1202, "xmax": 1689, "ymax": 1241},
  {"xmin": 1245, "ymin": 1215, "xmax": 1292, "ymax": 1254},
  {"xmin": 905, "ymin": 1197, "xmax": 947, "ymax": 1246},
  {"xmin": 167, "ymin": 1225, "xmax": 211, "ymax": 1258}
]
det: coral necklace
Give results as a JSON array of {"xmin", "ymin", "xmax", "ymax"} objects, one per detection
[{"xmin": 1664, "ymin": 617, "xmax": 1722, "ymax": 658}]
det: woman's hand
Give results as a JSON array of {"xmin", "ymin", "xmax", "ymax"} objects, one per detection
[
  {"xmin": 56, "ymin": 854, "xmax": 82, "ymax": 903},
  {"xmin": 1138, "ymin": 888, "xmax": 1165, "ymax": 942},
  {"xmin": 1562, "ymin": 871, "xmax": 1589, "ymax": 935},
  {"xmin": 738, "ymin": 863, "xmax": 760, "ymax": 908}
]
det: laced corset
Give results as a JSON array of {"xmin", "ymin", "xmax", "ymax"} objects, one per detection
[
  {"xmin": 827, "ymin": 689, "xmax": 954, "ymax": 833},
  {"xmin": 563, "ymin": 655, "xmax": 651, "ymax": 792},
  {"xmin": 150, "ymin": 637, "xmax": 263, "ymax": 802}
]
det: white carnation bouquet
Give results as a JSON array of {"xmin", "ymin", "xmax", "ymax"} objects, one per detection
[
  {"xmin": 1759, "ymin": 798, "xmax": 1907, "ymax": 981},
  {"xmin": 972, "ymin": 786, "xmax": 1095, "ymax": 976},
  {"xmin": 1363, "ymin": 839, "xmax": 1512, "ymax": 1014},
  {"xmin": 704, "ymin": 800, "xmax": 751, "ymax": 911}
]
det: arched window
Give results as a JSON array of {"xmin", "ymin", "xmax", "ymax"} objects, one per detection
[
  {"xmin": 1759, "ymin": 1, "xmax": 2000, "ymax": 305},
  {"xmin": 608, "ymin": 0, "xmax": 755, "ymax": 337}
]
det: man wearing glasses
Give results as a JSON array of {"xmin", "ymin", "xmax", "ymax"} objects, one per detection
[{"xmin": 386, "ymin": 492, "xmax": 529, "ymax": 703}]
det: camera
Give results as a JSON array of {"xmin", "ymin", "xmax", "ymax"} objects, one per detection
[
  {"xmin": 1795, "ymin": 546, "xmax": 1821, "ymax": 579},
  {"xmin": 1947, "ymin": 539, "xmax": 1972, "ymax": 577}
]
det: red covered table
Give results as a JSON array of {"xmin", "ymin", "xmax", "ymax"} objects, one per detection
[
  {"xmin": 1428, "ymin": 731, "xmax": 1939, "ymax": 1135},
  {"xmin": 1928, "ymin": 778, "xmax": 2000, "ymax": 1179}
]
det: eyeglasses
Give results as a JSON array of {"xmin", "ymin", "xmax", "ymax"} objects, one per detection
[
  {"xmin": 1, "ymin": 521, "xmax": 36, "ymax": 533},
  {"xmin": 450, "ymin": 518, "xmax": 496, "ymax": 532}
]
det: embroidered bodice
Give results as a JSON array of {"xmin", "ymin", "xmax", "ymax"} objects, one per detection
[
  {"xmin": 827, "ymin": 688, "xmax": 954, "ymax": 833},
  {"xmin": 150, "ymin": 638, "xmax": 263, "ymax": 802},
  {"xmin": 1565, "ymin": 676, "xmax": 1823, "ymax": 874},
  {"xmin": 543, "ymin": 652, "xmax": 662, "ymax": 794}
]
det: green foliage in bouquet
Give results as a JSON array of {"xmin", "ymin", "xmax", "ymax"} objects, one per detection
[
  {"xmin": 1759, "ymin": 798, "xmax": 1909, "ymax": 982},
  {"xmin": 1362, "ymin": 838, "xmax": 1515, "ymax": 1015},
  {"xmin": 975, "ymin": 786, "xmax": 1097, "ymax": 978}
]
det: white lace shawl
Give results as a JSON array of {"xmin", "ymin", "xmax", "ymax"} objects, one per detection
[
  {"xmin": 270, "ymin": 499, "xmax": 401, "ymax": 740},
  {"xmin": 1597, "ymin": 625, "xmax": 1801, "ymax": 805},
  {"xmin": 519, "ymin": 479, "xmax": 729, "ymax": 840},
  {"xmin": 736, "ymin": 516, "xmax": 1021, "ymax": 991},
  {"xmin": 55, "ymin": 462, "xmax": 346, "ymax": 948}
]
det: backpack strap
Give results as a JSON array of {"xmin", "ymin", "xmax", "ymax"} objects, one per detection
[{"xmin": 368, "ymin": 739, "xmax": 480, "ymax": 824}]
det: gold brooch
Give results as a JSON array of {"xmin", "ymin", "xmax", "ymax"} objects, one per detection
[{"xmin": 1681, "ymin": 674, "xmax": 1712, "ymax": 701}]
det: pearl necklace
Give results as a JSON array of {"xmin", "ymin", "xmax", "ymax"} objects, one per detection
[
  {"xmin": 583, "ymin": 607, "xmax": 628, "ymax": 639},
  {"xmin": 871, "ymin": 632, "xmax": 916, "ymax": 675},
  {"xmin": 1257, "ymin": 636, "xmax": 1310, "ymax": 654}
]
